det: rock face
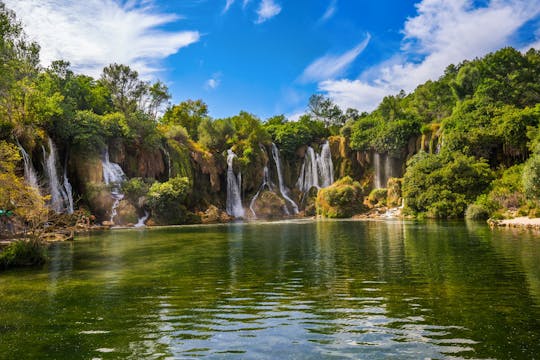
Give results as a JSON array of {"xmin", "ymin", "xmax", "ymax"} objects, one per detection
[
  {"xmin": 316, "ymin": 176, "xmax": 365, "ymax": 218},
  {"xmin": 251, "ymin": 191, "xmax": 287, "ymax": 219},
  {"xmin": 200, "ymin": 205, "xmax": 231, "ymax": 224}
]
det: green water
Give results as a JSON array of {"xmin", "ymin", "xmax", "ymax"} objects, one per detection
[{"xmin": 1, "ymin": 220, "xmax": 540, "ymax": 359}]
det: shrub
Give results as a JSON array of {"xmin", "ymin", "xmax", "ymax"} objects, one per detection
[
  {"xmin": 465, "ymin": 204, "xmax": 490, "ymax": 220},
  {"xmin": 367, "ymin": 188, "xmax": 387, "ymax": 207},
  {"xmin": 0, "ymin": 240, "xmax": 46, "ymax": 270},
  {"xmin": 147, "ymin": 176, "xmax": 193, "ymax": 225},
  {"xmin": 316, "ymin": 176, "xmax": 364, "ymax": 218}
]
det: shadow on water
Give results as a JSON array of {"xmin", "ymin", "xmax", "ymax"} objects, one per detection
[{"xmin": 0, "ymin": 220, "xmax": 539, "ymax": 359}]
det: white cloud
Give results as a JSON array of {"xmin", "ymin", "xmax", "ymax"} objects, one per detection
[
  {"xmin": 205, "ymin": 72, "xmax": 222, "ymax": 90},
  {"xmin": 319, "ymin": 0, "xmax": 337, "ymax": 23},
  {"xmin": 4, "ymin": 0, "xmax": 200, "ymax": 78},
  {"xmin": 255, "ymin": 0, "xmax": 282, "ymax": 24},
  {"xmin": 320, "ymin": 0, "xmax": 540, "ymax": 112},
  {"xmin": 224, "ymin": 0, "xmax": 235, "ymax": 13},
  {"xmin": 300, "ymin": 34, "xmax": 371, "ymax": 83},
  {"xmin": 243, "ymin": 0, "xmax": 251, "ymax": 9}
]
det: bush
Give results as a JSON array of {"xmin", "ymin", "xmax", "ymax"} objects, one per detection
[
  {"xmin": 367, "ymin": 188, "xmax": 387, "ymax": 207},
  {"xmin": 0, "ymin": 240, "xmax": 46, "ymax": 270},
  {"xmin": 316, "ymin": 176, "xmax": 364, "ymax": 218},
  {"xmin": 403, "ymin": 151, "xmax": 494, "ymax": 218},
  {"xmin": 147, "ymin": 176, "xmax": 193, "ymax": 225},
  {"xmin": 465, "ymin": 204, "xmax": 490, "ymax": 220}
]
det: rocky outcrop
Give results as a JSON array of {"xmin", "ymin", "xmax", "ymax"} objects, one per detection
[{"xmin": 316, "ymin": 176, "xmax": 365, "ymax": 218}]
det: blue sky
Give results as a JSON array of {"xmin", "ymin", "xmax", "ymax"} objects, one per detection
[{"xmin": 5, "ymin": 0, "xmax": 540, "ymax": 119}]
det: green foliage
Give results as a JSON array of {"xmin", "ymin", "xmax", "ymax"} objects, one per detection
[
  {"xmin": 265, "ymin": 115, "xmax": 328, "ymax": 157},
  {"xmin": 403, "ymin": 151, "xmax": 494, "ymax": 218},
  {"xmin": 147, "ymin": 176, "xmax": 193, "ymax": 224},
  {"xmin": 368, "ymin": 188, "xmax": 387, "ymax": 207},
  {"xmin": 122, "ymin": 177, "xmax": 152, "ymax": 205},
  {"xmin": 523, "ymin": 154, "xmax": 540, "ymax": 200},
  {"xmin": 0, "ymin": 240, "xmax": 46, "ymax": 270},
  {"xmin": 465, "ymin": 204, "xmax": 490, "ymax": 220},
  {"xmin": 161, "ymin": 99, "xmax": 208, "ymax": 140},
  {"xmin": 316, "ymin": 176, "xmax": 364, "ymax": 218}
]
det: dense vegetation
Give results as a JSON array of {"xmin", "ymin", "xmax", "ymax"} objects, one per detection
[{"xmin": 1, "ymin": 0, "xmax": 540, "ymax": 245}]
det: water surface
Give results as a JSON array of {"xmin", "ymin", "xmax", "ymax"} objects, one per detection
[{"xmin": 1, "ymin": 220, "xmax": 539, "ymax": 359}]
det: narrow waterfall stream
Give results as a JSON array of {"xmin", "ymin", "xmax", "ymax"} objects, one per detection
[
  {"xmin": 102, "ymin": 147, "xmax": 127, "ymax": 223},
  {"xmin": 226, "ymin": 149, "xmax": 245, "ymax": 218},
  {"xmin": 43, "ymin": 138, "xmax": 73, "ymax": 213},
  {"xmin": 17, "ymin": 143, "xmax": 40, "ymax": 191},
  {"xmin": 297, "ymin": 141, "xmax": 334, "ymax": 193},
  {"xmin": 271, "ymin": 143, "xmax": 299, "ymax": 214},
  {"xmin": 249, "ymin": 166, "xmax": 272, "ymax": 218}
]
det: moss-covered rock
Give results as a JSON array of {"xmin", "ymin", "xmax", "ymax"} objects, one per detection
[
  {"xmin": 251, "ymin": 191, "xmax": 287, "ymax": 219},
  {"xmin": 316, "ymin": 176, "xmax": 365, "ymax": 218},
  {"xmin": 115, "ymin": 200, "xmax": 138, "ymax": 225},
  {"xmin": 200, "ymin": 205, "xmax": 231, "ymax": 223},
  {"xmin": 367, "ymin": 188, "xmax": 388, "ymax": 208},
  {"xmin": 387, "ymin": 177, "xmax": 403, "ymax": 207}
]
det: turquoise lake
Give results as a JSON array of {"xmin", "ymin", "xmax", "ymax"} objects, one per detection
[{"xmin": 1, "ymin": 220, "xmax": 539, "ymax": 359}]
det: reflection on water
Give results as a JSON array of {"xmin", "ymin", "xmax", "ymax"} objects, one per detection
[{"xmin": 0, "ymin": 220, "xmax": 539, "ymax": 359}]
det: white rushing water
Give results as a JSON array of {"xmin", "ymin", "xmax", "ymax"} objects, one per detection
[
  {"xmin": 373, "ymin": 152, "xmax": 402, "ymax": 189},
  {"xmin": 271, "ymin": 143, "xmax": 299, "ymax": 214},
  {"xmin": 297, "ymin": 141, "xmax": 334, "ymax": 192},
  {"xmin": 135, "ymin": 211, "xmax": 149, "ymax": 228},
  {"xmin": 43, "ymin": 138, "xmax": 73, "ymax": 213},
  {"xmin": 226, "ymin": 149, "xmax": 245, "ymax": 218},
  {"xmin": 102, "ymin": 147, "xmax": 127, "ymax": 223},
  {"xmin": 18, "ymin": 142, "xmax": 40, "ymax": 191}
]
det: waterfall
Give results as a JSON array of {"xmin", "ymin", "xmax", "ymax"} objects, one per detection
[
  {"xmin": 373, "ymin": 152, "xmax": 382, "ymax": 189},
  {"xmin": 102, "ymin": 147, "xmax": 126, "ymax": 223},
  {"xmin": 317, "ymin": 141, "xmax": 334, "ymax": 188},
  {"xmin": 271, "ymin": 143, "xmax": 299, "ymax": 214},
  {"xmin": 249, "ymin": 166, "xmax": 272, "ymax": 218},
  {"xmin": 135, "ymin": 211, "xmax": 149, "ymax": 228},
  {"xmin": 163, "ymin": 147, "xmax": 172, "ymax": 178},
  {"xmin": 63, "ymin": 164, "xmax": 74, "ymax": 214},
  {"xmin": 373, "ymin": 152, "xmax": 402, "ymax": 189},
  {"xmin": 296, "ymin": 141, "xmax": 334, "ymax": 192},
  {"xmin": 226, "ymin": 149, "xmax": 245, "ymax": 218},
  {"xmin": 43, "ymin": 139, "xmax": 71, "ymax": 213},
  {"xmin": 18, "ymin": 143, "xmax": 40, "ymax": 191}
]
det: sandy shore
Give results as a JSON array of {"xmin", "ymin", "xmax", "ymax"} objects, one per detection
[{"xmin": 489, "ymin": 217, "xmax": 540, "ymax": 230}]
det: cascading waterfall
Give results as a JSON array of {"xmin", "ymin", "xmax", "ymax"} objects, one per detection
[
  {"xmin": 296, "ymin": 141, "xmax": 334, "ymax": 192},
  {"xmin": 373, "ymin": 152, "xmax": 403, "ymax": 189},
  {"xmin": 102, "ymin": 147, "xmax": 127, "ymax": 223},
  {"xmin": 317, "ymin": 141, "xmax": 334, "ymax": 188},
  {"xmin": 373, "ymin": 152, "xmax": 383, "ymax": 189},
  {"xmin": 271, "ymin": 143, "xmax": 299, "ymax": 214},
  {"xmin": 43, "ymin": 139, "xmax": 72, "ymax": 213},
  {"xmin": 226, "ymin": 149, "xmax": 245, "ymax": 218},
  {"xmin": 18, "ymin": 143, "xmax": 40, "ymax": 191},
  {"xmin": 63, "ymin": 164, "xmax": 74, "ymax": 214},
  {"xmin": 135, "ymin": 211, "xmax": 149, "ymax": 228}
]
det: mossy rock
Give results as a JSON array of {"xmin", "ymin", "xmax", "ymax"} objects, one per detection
[
  {"xmin": 387, "ymin": 177, "xmax": 403, "ymax": 207},
  {"xmin": 251, "ymin": 191, "xmax": 287, "ymax": 219},
  {"xmin": 115, "ymin": 200, "xmax": 138, "ymax": 225},
  {"xmin": 367, "ymin": 188, "xmax": 388, "ymax": 208},
  {"xmin": 316, "ymin": 176, "xmax": 364, "ymax": 218}
]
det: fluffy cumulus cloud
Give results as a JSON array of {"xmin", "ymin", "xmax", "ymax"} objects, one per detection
[
  {"xmin": 255, "ymin": 0, "xmax": 282, "ymax": 24},
  {"xmin": 300, "ymin": 34, "xmax": 370, "ymax": 83},
  {"xmin": 320, "ymin": 0, "xmax": 540, "ymax": 111},
  {"xmin": 4, "ymin": 0, "xmax": 200, "ymax": 78}
]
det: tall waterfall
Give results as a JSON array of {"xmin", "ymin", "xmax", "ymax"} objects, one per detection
[
  {"xmin": 226, "ymin": 150, "xmax": 245, "ymax": 218},
  {"xmin": 18, "ymin": 143, "xmax": 40, "ymax": 191},
  {"xmin": 102, "ymin": 147, "xmax": 126, "ymax": 223},
  {"xmin": 373, "ymin": 152, "xmax": 402, "ymax": 189},
  {"xmin": 43, "ymin": 139, "xmax": 73, "ymax": 213},
  {"xmin": 271, "ymin": 143, "xmax": 299, "ymax": 214},
  {"xmin": 296, "ymin": 141, "xmax": 334, "ymax": 192}
]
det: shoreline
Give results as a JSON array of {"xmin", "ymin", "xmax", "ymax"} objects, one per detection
[{"xmin": 488, "ymin": 217, "xmax": 540, "ymax": 231}]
